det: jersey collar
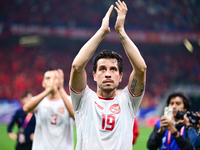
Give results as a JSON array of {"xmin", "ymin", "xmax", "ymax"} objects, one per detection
[{"xmin": 98, "ymin": 96, "xmax": 114, "ymax": 100}]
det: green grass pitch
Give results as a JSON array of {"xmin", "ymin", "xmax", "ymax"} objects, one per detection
[{"xmin": 0, "ymin": 124, "xmax": 153, "ymax": 150}]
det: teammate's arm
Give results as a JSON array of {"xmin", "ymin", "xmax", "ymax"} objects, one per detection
[
  {"xmin": 57, "ymin": 69, "xmax": 75, "ymax": 120},
  {"xmin": 69, "ymin": 5, "xmax": 114, "ymax": 91},
  {"xmin": 23, "ymin": 89, "xmax": 51, "ymax": 113},
  {"xmin": 114, "ymin": 0, "xmax": 147, "ymax": 95},
  {"xmin": 23, "ymin": 73, "xmax": 56, "ymax": 113}
]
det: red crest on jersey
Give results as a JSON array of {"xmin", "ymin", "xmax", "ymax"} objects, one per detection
[
  {"xmin": 58, "ymin": 107, "xmax": 65, "ymax": 114},
  {"xmin": 110, "ymin": 104, "xmax": 121, "ymax": 114}
]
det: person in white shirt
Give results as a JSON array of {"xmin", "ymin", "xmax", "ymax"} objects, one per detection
[
  {"xmin": 69, "ymin": 1, "xmax": 147, "ymax": 150},
  {"xmin": 23, "ymin": 69, "xmax": 74, "ymax": 150}
]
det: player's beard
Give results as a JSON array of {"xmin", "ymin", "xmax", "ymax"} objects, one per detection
[{"xmin": 98, "ymin": 84, "xmax": 116, "ymax": 93}]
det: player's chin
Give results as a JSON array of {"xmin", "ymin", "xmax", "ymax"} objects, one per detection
[
  {"xmin": 102, "ymin": 86, "xmax": 115, "ymax": 92},
  {"xmin": 100, "ymin": 83, "xmax": 117, "ymax": 90}
]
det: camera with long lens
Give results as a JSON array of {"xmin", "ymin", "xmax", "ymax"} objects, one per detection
[{"xmin": 176, "ymin": 110, "xmax": 200, "ymax": 125}]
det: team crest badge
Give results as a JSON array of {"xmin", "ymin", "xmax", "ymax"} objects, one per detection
[
  {"xmin": 109, "ymin": 104, "xmax": 121, "ymax": 114},
  {"xmin": 58, "ymin": 107, "xmax": 65, "ymax": 114}
]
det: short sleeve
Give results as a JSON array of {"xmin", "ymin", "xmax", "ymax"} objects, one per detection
[
  {"xmin": 120, "ymin": 86, "xmax": 144, "ymax": 116},
  {"xmin": 69, "ymin": 85, "xmax": 92, "ymax": 112}
]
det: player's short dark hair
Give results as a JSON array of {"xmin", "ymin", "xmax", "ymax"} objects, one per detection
[
  {"xmin": 44, "ymin": 68, "xmax": 55, "ymax": 73},
  {"xmin": 43, "ymin": 68, "xmax": 56, "ymax": 78},
  {"xmin": 93, "ymin": 49, "xmax": 123, "ymax": 73},
  {"xmin": 166, "ymin": 92, "xmax": 191, "ymax": 111},
  {"xmin": 21, "ymin": 91, "xmax": 33, "ymax": 99}
]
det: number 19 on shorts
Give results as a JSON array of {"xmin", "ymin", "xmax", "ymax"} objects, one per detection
[{"xmin": 101, "ymin": 114, "xmax": 115, "ymax": 131}]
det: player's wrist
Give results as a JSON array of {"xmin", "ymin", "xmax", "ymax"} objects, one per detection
[
  {"xmin": 58, "ymin": 87, "xmax": 65, "ymax": 92},
  {"xmin": 99, "ymin": 28, "xmax": 110, "ymax": 36},
  {"xmin": 116, "ymin": 28, "xmax": 125, "ymax": 36},
  {"xmin": 45, "ymin": 88, "xmax": 53, "ymax": 95}
]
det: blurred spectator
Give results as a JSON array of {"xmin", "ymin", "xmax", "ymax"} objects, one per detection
[
  {"xmin": 0, "ymin": 42, "xmax": 199, "ymax": 108},
  {"xmin": 7, "ymin": 91, "xmax": 36, "ymax": 150},
  {"xmin": 183, "ymin": 113, "xmax": 200, "ymax": 149},
  {"xmin": 0, "ymin": 0, "xmax": 199, "ymax": 31},
  {"xmin": 147, "ymin": 92, "xmax": 193, "ymax": 150}
]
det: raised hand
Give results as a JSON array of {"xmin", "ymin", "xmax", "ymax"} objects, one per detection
[
  {"xmin": 46, "ymin": 71, "xmax": 57, "ymax": 93},
  {"xmin": 57, "ymin": 69, "xmax": 64, "ymax": 90},
  {"xmin": 114, "ymin": 0, "xmax": 128, "ymax": 33},
  {"xmin": 100, "ymin": 5, "xmax": 114, "ymax": 35}
]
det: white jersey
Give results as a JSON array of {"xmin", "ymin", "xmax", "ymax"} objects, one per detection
[
  {"xmin": 32, "ymin": 96, "xmax": 74, "ymax": 150},
  {"xmin": 70, "ymin": 85, "xmax": 144, "ymax": 150}
]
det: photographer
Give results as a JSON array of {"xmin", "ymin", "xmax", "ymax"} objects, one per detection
[
  {"xmin": 183, "ymin": 112, "xmax": 200, "ymax": 149},
  {"xmin": 147, "ymin": 92, "xmax": 193, "ymax": 150}
]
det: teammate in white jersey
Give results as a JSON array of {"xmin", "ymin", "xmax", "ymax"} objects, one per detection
[
  {"xmin": 69, "ymin": 0, "xmax": 147, "ymax": 150},
  {"xmin": 23, "ymin": 69, "xmax": 74, "ymax": 150}
]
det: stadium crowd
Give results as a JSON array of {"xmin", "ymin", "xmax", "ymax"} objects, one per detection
[
  {"xmin": 0, "ymin": 0, "xmax": 199, "ymax": 121},
  {"xmin": 0, "ymin": 1, "xmax": 199, "ymax": 150},
  {"xmin": 0, "ymin": 0, "xmax": 199, "ymax": 31},
  {"xmin": 0, "ymin": 42, "xmax": 199, "ymax": 110}
]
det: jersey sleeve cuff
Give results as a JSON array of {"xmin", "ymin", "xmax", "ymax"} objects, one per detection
[
  {"xmin": 69, "ymin": 85, "xmax": 86, "ymax": 94},
  {"xmin": 128, "ymin": 86, "xmax": 144, "ymax": 97}
]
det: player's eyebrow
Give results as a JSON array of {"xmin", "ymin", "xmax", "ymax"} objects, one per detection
[{"xmin": 98, "ymin": 64, "xmax": 106, "ymax": 68}]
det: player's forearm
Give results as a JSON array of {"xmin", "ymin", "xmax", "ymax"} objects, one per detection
[
  {"xmin": 23, "ymin": 89, "xmax": 51, "ymax": 113},
  {"xmin": 72, "ymin": 29, "xmax": 106, "ymax": 71},
  {"xmin": 117, "ymin": 29, "xmax": 147, "ymax": 74},
  {"xmin": 59, "ymin": 88, "xmax": 75, "ymax": 120},
  {"xmin": 72, "ymin": 3, "xmax": 112, "ymax": 70},
  {"xmin": 70, "ymin": 29, "xmax": 107, "ymax": 91}
]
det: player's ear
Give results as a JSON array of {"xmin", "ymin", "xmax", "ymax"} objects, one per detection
[
  {"xmin": 119, "ymin": 73, "xmax": 123, "ymax": 82},
  {"xmin": 42, "ymin": 79, "xmax": 45, "ymax": 88},
  {"xmin": 93, "ymin": 71, "xmax": 97, "ymax": 82}
]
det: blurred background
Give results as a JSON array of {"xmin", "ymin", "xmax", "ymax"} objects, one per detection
[{"xmin": 0, "ymin": 0, "xmax": 200, "ymax": 149}]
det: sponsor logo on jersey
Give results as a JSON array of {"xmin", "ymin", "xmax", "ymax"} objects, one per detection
[
  {"xmin": 110, "ymin": 104, "xmax": 121, "ymax": 114},
  {"xmin": 58, "ymin": 107, "xmax": 65, "ymax": 114}
]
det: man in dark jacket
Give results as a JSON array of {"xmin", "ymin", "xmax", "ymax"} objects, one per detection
[
  {"xmin": 147, "ymin": 92, "xmax": 193, "ymax": 150},
  {"xmin": 7, "ymin": 91, "xmax": 36, "ymax": 150}
]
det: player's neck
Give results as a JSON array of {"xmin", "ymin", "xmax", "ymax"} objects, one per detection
[{"xmin": 97, "ymin": 89, "xmax": 116, "ymax": 98}]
